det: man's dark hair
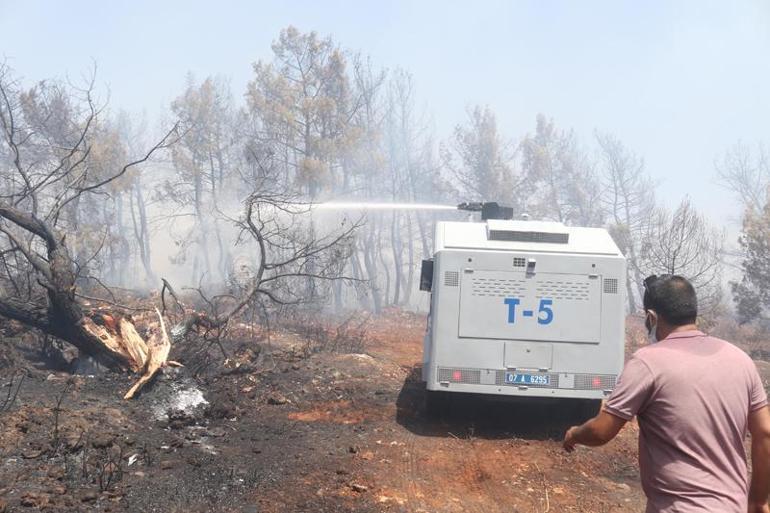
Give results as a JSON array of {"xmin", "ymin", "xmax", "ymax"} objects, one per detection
[{"xmin": 643, "ymin": 274, "xmax": 698, "ymax": 325}]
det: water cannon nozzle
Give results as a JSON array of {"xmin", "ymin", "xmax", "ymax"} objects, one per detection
[
  {"xmin": 456, "ymin": 202, "xmax": 484, "ymax": 212},
  {"xmin": 457, "ymin": 201, "xmax": 514, "ymax": 221}
]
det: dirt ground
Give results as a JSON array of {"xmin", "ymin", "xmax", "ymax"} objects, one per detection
[{"xmin": 0, "ymin": 309, "xmax": 701, "ymax": 512}]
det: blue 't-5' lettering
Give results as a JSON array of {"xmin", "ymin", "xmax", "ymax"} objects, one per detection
[
  {"xmin": 537, "ymin": 299, "xmax": 553, "ymax": 325},
  {"xmin": 503, "ymin": 298, "xmax": 554, "ymax": 325},
  {"xmin": 504, "ymin": 298, "xmax": 520, "ymax": 323}
]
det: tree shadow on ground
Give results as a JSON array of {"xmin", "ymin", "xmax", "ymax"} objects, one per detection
[{"xmin": 395, "ymin": 364, "xmax": 600, "ymax": 441}]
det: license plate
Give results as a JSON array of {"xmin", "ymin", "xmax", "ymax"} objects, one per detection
[{"xmin": 505, "ymin": 372, "xmax": 550, "ymax": 386}]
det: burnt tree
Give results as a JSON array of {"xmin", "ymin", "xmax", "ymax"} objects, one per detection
[
  {"xmin": 0, "ymin": 63, "xmax": 178, "ymax": 371},
  {"xmin": 167, "ymin": 188, "xmax": 361, "ymax": 343}
]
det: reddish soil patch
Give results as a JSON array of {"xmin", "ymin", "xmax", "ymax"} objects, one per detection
[{"xmin": 288, "ymin": 400, "xmax": 378, "ymax": 424}]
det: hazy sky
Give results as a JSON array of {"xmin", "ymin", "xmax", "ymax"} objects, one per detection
[{"xmin": 1, "ymin": 0, "xmax": 768, "ymax": 234}]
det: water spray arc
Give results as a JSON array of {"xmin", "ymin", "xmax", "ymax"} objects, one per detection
[
  {"xmin": 310, "ymin": 202, "xmax": 457, "ymax": 212},
  {"xmin": 310, "ymin": 201, "xmax": 515, "ymax": 220}
]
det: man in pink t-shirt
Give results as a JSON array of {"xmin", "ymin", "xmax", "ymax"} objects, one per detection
[{"xmin": 562, "ymin": 274, "xmax": 770, "ymax": 513}]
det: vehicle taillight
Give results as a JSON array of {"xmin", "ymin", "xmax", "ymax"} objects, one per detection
[
  {"xmin": 592, "ymin": 377, "xmax": 602, "ymax": 388},
  {"xmin": 452, "ymin": 370, "xmax": 462, "ymax": 381}
]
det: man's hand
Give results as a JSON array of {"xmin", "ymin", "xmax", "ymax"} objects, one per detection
[
  {"xmin": 561, "ymin": 410, "xmax": 627, "ymax": 453},
  {"xmin": 747, "ymin": 501, "xmax": 770, "ymax": 513},
  {"xmin": 563, "ymin": 426, "xmax": 579, "ymax": 453}
]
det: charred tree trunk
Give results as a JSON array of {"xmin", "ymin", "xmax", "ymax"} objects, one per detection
[
  {"xmin": 214, "ymin": 219, "xmax": 231, "ymax": 283},
  {"xmin": 390, "ymin": 212, "xmax": 401, "ymax": 305},
  {"xmin": 130, "ymin": 181, "xmax": 157, "ymax": 287},
  {"xmin": 209, "ymin": 152, "xmax": 232, "ymax": 283},
  {"xmin": 0, "ymin": 204, "xmax": 150, "ymax": 371},
  {"xmin": 625, "ymin": 240, "xmax": 644, "ymax": 312},
  {"xmin": 350, "ymin": 249, "xmax": 370, "ymax": 311},
  {"xmin": 416, "ymin": 211, "xmax": 430, "ymax": 259},
  {"xmin": 361, "ymin": 226, "xmax": 382, "ymax": 314},
  {"xmin": 377, "ymin": 221, "xmax": 391, "ymax": 307},
  {"xmin": 403, "ymin": 212, "xmax": 415, "ymax": 306},
  {"xmin": 193, "ymin": 170, "xmax": 212, "ymax": 283},
  {"xmin": 108, "ymin": 194, "xmax": 121, "ymax": 286}
]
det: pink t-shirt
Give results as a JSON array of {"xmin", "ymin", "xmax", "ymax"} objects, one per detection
[{"xmin": 604, "ymin": 330, "xmax": 768, "ymax": 513}]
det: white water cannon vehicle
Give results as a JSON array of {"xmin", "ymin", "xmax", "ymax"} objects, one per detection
[{"xmin": 419, "ymin": 202, "xmax": 626, "ymax": 412}]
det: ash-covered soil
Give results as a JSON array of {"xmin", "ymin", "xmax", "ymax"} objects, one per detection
[{"xmin": 0, "ymin": 310, "xmax": 651, "ymax": 512}]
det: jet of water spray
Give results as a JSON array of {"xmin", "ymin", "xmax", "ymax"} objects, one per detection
[{"xmin": 311, "ymin": 201, "xmax": 457, "ymax": 211}]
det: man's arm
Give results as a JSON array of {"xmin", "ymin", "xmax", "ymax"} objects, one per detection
[
  {"xmin": 563, "ymin": 410, "xmax": 627, "ymax": 452},
  {"xmin": 748, "ymin": 406, "xmax": 770, "ymax": 513}
]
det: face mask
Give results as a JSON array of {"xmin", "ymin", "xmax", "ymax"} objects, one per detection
[{"xmin": 645, "ymin": 310, "xmax": 658, "ymax": 344}]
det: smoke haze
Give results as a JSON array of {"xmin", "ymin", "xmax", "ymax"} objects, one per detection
[{"xmin": 1, "ymin": 0, "xmax": 768, "ymax": 316}]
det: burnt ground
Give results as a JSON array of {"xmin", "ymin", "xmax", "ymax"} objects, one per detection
[{"xmin": 0, "ymin": 310, "xmax": 663, "ymax": 512}]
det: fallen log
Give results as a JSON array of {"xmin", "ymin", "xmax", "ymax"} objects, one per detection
[
  {"xmin": 117, "ymin": 317, "xmax": 149, "ymax": 371},
  {"xmin": 80, "ymin": 308, "xmax": 176, "ymax": 399},
  {"xmin": 80, "ymin": 315, "xmax": 150, "ymax": 374},
  {"xmin": 123, "ymin": 308, "xmax": 171, "ymax": 400}
]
